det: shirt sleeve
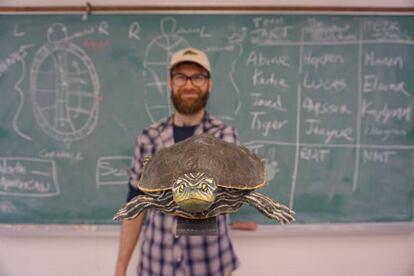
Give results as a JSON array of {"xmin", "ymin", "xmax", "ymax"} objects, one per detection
[
  {"xmin": 218, "ymin": 126, "xmax": 240, "ymax": 145},
  {"xmin": 126, "ymin": 130, "xmax": 155, "ymax": 202},
  {"xmin": 127, "ymin": 181, "xmax": 144, "ymax": 201}
]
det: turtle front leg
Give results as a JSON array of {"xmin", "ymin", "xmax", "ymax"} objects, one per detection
[
  {"xmin": 113, "ymin": 194, "xmax": 156, "ymax": 220},
  {"xmin": 113, "ymin": 191, "xmax": 176, "ymax": 221},
  {"xmin": 242, "ymin": 191, "xmax": 295, "ymax": 224}
]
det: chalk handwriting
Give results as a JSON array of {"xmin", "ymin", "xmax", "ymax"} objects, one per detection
[
  {"xmin": 97, "ymin": 156, "xmax": 132, "ymax": 187},
  {"xmin": 250, "ymin": 26, "xmax": 293, "ymax": 45},
  {"xmin": 39, "ymin": 149, "xmax": 84, "ymax": 161},
  {"xmin": 364, "ymin": 51, "xmax": 403, "ymax": 69},
  {"xmin": 0, "ymin": 44, "xmax": 34, "ymax": 78},
  {"xmin": 363, "ymin": 149, "xmax": 397, "ymax": 163},
  {"xmin": 204, "ymin": 45, "xmax": 234, "ymax": 52},
  {"xmin": 363, "ymin": 126, "xmax": 407, "ymax": 141},
  {"xmin": 99, "ymin": 161, "xmax": 128, "ymax": 177},
  {"xmin": 0, "ymin": 177, "xmax": 52, "ymax": 193},
  {"xmin": 176, "ymin": 26, "xmax": 211, "ymax": 38},
  {"xmin": 0, "ymin": 158, "xmax": 59, "ymax": 197},
  {"xmin": 0, "ymin": 161, "xmax": 26, "ymax": 175},
  {"xmin": 251, "ymin": 112, "xmax": 288, "ymax": 136},
  {"xmin": 303, "ymin": 50, "xmax": 344, "ymax": 70},
  {"xmin": 251, "ymin": 93, "xmax": 286, "ymax": 112},
  {"xmin": 246, "ymin": 51, "xmax": 291, "ymax": 67},
  {"xmin": 300, "ymin": 147, "xmax": 330, "ymax": 162},
  {"xmin": 68, "ymin": 27, "xmax": 94, "ymax": 40},
  {"xmin": 306, "ymin": 19, "xmax": 356, "ymax": 41},
  {"xmin": 98, "ymin": 21, "xmax": 110, "ymax": 35},
  {"xmin": 302, "ymin": 96, "xmax": 352, "ymax": 117},
  {"xmin": 363, "ymin": 20, "xmax": 411, "ymax": 41},
  {"xmin": 13, "ymin": 24, "xmax": 25, "ymax": 37},
  {"xmin": 361, "ymin": 99, "xmax": 411, "ymax": 124},
  {"xmin": 304, "ymin": 119, "xmax": 354, "ymax": 144},
  {"xmin": 303, "ymin": 72, "xmax": 346, "ymax": 93},
  {"xmin": 83, "ymin": 39, "xmax": 108, "ymax": 49},
  {"xmin": 252, "ymin": 17, "xmax": 284, "ymax": 28},
  {"xmin": 362, "ymin": 75, "xmax": 409, "ymax": 97},
  {"xmin": 228, "ymin": 27, "xmax": 247, "ymax": 44},
  {"xmin": 252, "ymin": 68, "xmax": 289, "ymax": 89},
  {"xmin": 128, "ymin": 22, "xmax": 141, "ymax": 40}
]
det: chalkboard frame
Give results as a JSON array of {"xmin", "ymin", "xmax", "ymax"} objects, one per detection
[
  {"xmin": 0, "ymin": 5, "xmax": 414, "ymax": 14},
  {"xmin": 1, "ymin": 222, "xmax": 413, "ymax": 237},
  {"xmin": 0, "ymin": 7, "xmax": 413, "ymax": 230}
]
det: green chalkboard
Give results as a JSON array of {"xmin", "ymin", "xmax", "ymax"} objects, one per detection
[{"xmin": 0, "ymin": 13, "xmax": 413, "ymax": 225}]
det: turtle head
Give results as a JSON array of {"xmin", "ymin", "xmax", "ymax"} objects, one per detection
[{"xmin": 172, "ymin": 172, "xmax": 217, "ymax": 213}]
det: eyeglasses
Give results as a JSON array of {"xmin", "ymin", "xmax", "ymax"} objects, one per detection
[{"xmin": 171, "ymin": 73, "xmax": 210, "ymax": 87}]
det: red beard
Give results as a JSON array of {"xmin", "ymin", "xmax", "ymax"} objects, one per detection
[{"xmin": 171, "ymin": 90, "xmax": 209, "ymax": 115}]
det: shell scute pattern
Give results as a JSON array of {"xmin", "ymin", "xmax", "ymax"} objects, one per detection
[{"xmin": 138, "ymin": 134, "xmax": 265, "ymax": 192}]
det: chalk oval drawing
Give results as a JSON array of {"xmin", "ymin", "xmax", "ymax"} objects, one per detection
[{"xmin": 30, "ymin": 23, "xmax": 100, "ymax": 148}]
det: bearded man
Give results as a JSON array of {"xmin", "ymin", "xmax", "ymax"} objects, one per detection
[{"xmin": 115, "ymin": 48, "xmax": 239, "ymax": 276}]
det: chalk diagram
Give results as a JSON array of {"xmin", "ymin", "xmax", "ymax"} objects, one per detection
[
  {"xmin": 3, "ymin": 43, "xmax": 35, "ymax": 141},
  {"xmin": 245, "ymin": 143, "xmax": 279, "ymax": 184},
  {"xmin": 30, "ymin": 23, "xmax": 100, "ymax": 148},
  {"xmin": 263, "ymin": 146, "xmax": 280, "ymax": 182},
  {"xmin": 143, "ymin": 17, "xmax": 190, "ymax": 123},
  {"xmin": 220, "ymin": 26, "xmax": 247, "ymax": 120}
]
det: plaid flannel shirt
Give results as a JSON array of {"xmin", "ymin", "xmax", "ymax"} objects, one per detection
[{"xmin": 129, "ymin": 112, "xmax": 240, "ymax": 276}]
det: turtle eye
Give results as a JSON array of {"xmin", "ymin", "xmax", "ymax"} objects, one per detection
[
  {"xmin": 178, "ymin": 184, "xmax": 185, "ymax": 193},
  {"xmin": 201, "ymin": 183, "xmax": 208, "ymax": 192}
]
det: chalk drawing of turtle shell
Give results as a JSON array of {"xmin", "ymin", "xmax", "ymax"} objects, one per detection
[
  {"xmin": 143, "ymin": 17, "xmax": 189, "ymax": 123},
  {"xmin": 30, "ymin": 24, "xmax": 100, "ymax": 148}
]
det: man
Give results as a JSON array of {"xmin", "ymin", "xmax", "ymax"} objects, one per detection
[{"xmin": 115, "ymin": 48, "xmax": 239, "ymax": 276}]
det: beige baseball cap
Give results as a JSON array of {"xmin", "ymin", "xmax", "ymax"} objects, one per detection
[{"xmin": 169, "ymin": 47, "xmax": 211, "ymax": 74}]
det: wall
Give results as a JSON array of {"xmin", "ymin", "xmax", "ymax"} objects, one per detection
[
  {"xmin": 1, "ymin": 1, "xmax": 414, "ymax": 276},
  {"xmin": 1, "ymin": 226, "xmax": 414, "ymax": 276}
]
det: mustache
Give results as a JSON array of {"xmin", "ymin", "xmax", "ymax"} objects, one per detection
[{"xmin": 178, "ymin": 88, "xmax": 200, "ymax": 94}]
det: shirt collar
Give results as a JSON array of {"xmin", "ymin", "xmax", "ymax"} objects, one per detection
[{"xmin": 160, "ymin": 111, "xmax": 212, "ymax": 147}]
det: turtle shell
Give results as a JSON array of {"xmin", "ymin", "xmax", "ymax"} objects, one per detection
[{"xmin": 138, "ymin": 133, "xmax": 265, "ymax": 192}]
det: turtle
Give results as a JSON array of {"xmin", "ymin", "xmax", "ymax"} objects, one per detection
[{"xmin": 114, "ymin": 133, "xmax": 295, "ymax": 224}]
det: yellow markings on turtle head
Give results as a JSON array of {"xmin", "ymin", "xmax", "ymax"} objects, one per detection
[{"xmin": 172, "ymin": 172, "xmax": 217, "ymax": 213}]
